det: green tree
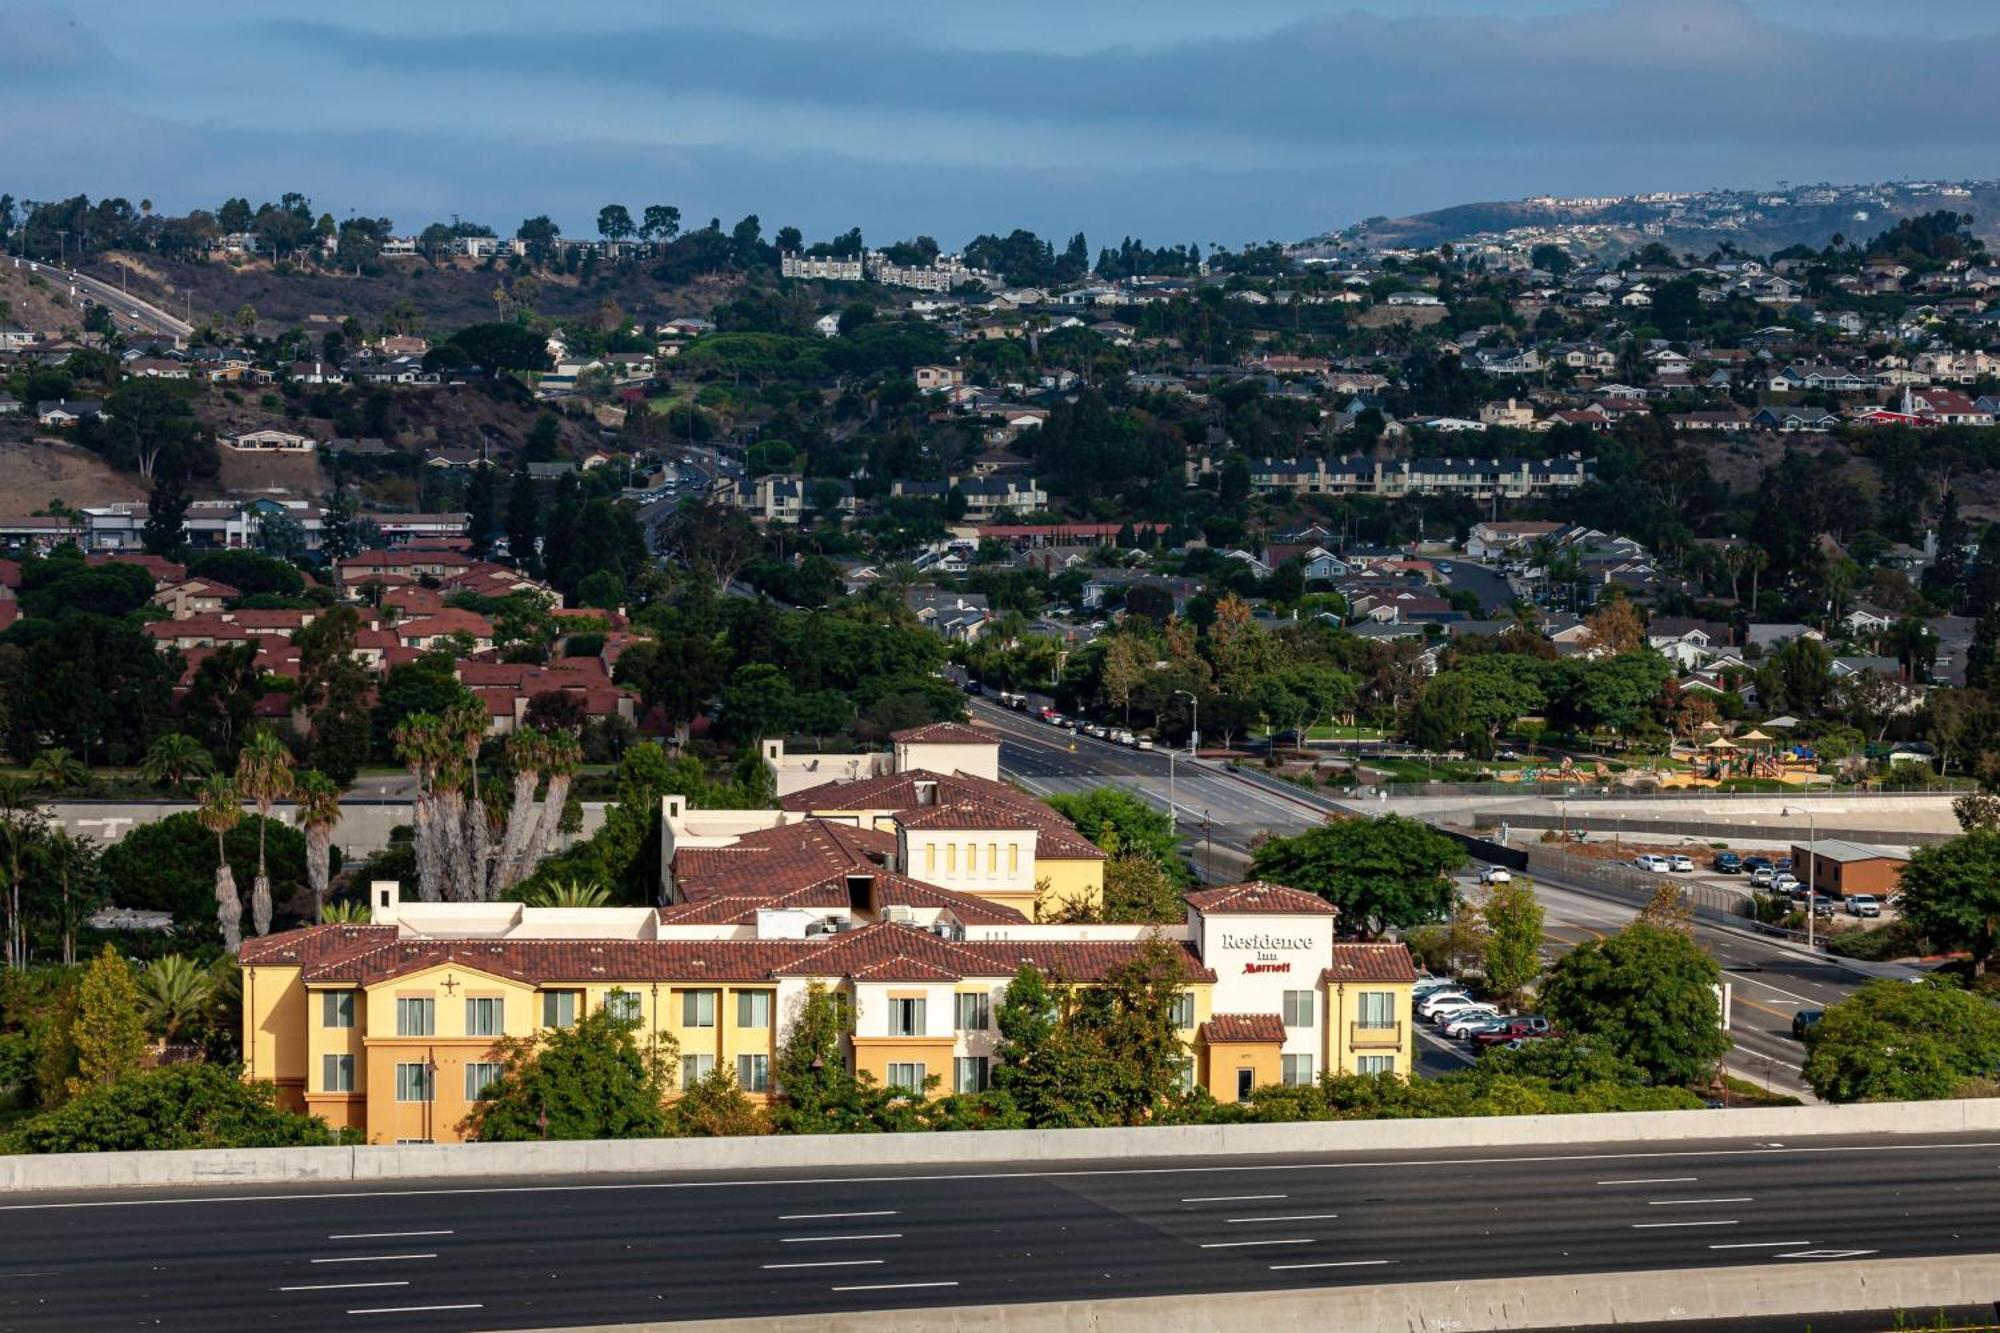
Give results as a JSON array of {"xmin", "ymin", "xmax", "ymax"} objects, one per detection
[
  {"xmin": 769, "ymin": 982, "xmax": 907, "ymax": 1133},
  {"xmin": 991, "ymin": 964, "xmax": 1117, "ymax": 1127},
  {"xmin": 142, "ymin": 470, "xmax": 190, "ymax": 555},
  {"xmin": 135, "ymin": 954, "xmax": 217, "ymax": 1045},
  {"xmin": 718, "ymin": 663, "xmax": 796, "ymax": 740},
  {"xmin": 1895, "ymin": 827, "xmax": 2000, "ymax": 975},
  {"xmin": 464, "ymin": 999, "xmax": 676, "ymax": 1141},
  {"xmin": 1099, "ymin": 852, "xmax": 1186, "ymax": 923},
  {"xmin": 1802, "ymin": 979, "xmax": 2000, "ymax": 1103},
  {"xmin": 140, "ymin": 732, "xmax": 214, "ymax": 792},
  {"xmin": 234, "ymin": 730, "xmax": 296, "ymax": 939},
  {"xmin": 1045, "ymin": 787, "xmax": 1187, "ymax": 876},
  {"xmin": 1480, "ymin": 878, "xmax": 1544, "ymax": 1008},
  {"xmin": 67, "ymin": 944, "xmax": 148, "ymax": 1098},
  {"xmin": 1249, "ymin": 816, "xmax": 1464, "ymax": 935},
  {"xmin": 26, "ymin": 747, "xmax": 88, "ymax": 793},
  {"xmin": 13, "ymin": 1064, "xmax": 349, "ymax": 1153},
  {"xmin": 1539, "ymin": 922, "xmax": 1729, "ymax": 1086},
  {"xmin": 668, "ymin": 1066, "xmax": 766, "ymax": 1137}
]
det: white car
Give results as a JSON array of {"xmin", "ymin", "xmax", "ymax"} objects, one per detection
[
  {"xmin": 1440, "ymin": 1009, "xmax": 1505, "ymax": 1038},
  {"xmin": 1668, "ymin": 854, "xmax": 1695, "ymax": 873},
  {"xmin": 1416, "ymin": 991, "xmax": 1475, "ymax": 1018},
  {"xmin": 1634, "ymin": 854, "xmax": 1673, "ymax": 873},
  {"xmin": 1478, "ymin": 865, "xmax": 1513, "ymax": 885},
  {"xmin": 1427, "ymin": 998, "xmax": 1496, "ymax": 1027}
]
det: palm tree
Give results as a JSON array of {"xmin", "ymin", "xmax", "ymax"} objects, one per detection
[
  {"xmin": 293, "ymin": 769, "xmax": 342, "ymax": 920},
  {"xmin": 44, "ymin": 827, "xmax": 87, "ymax": 965},
  {"xmin": 140, "ymin": 733, "xmax": 214, "ymax": 792},
  {"xmin": 0, "ymin": 779, "xmax": 39, "ymax": 970},
  {"xmin": 319, "ymin": 900, "xmax": 371, "ymax": 924},
  {"xmin": 519, "ymin": 877, "xmax": 611, "ymax": 908},
  {"xmin": 234, "ymin": 730, "xmax": 296, "ymax": 938},
  {"xmin": 196, "ymin": 774, "xmax": 244, "ymax": 954},
  {"xmin": 136, "ymin": 955, "xmax": 215, "ymax": 1044},
  {"xmin": 26, "ymin": 747, "xmax": 88, "ymax": 793}
]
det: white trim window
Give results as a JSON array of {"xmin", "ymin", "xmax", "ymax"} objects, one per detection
[
  {"xmin": 886, "ymin": 1061, "xmax": 926, "ymax": 1094},
  {"xmin": 1281, "ymin": 1054, "xmax": 1314, "ymax": 1086},
  {"xmin": 1357, "ymin": 1055, "xmax": 1395, "ymax": 1075},
  {"xmin": 464, "ymin": 996, "xmax": 503, "ymax": 1037},
  {"xmin": 1282, "ymin": 990, "xmax": 1315, "ymax": 1028},
  {"xmin": 604, "ymin": 990, "xmax": 643, "ymax": 1024},
  {"xmin": 953, "ymin": 1056, "xmax": 989, "ymax": 1094},
  {"xmin": 1356, "ymin": 992, "xmax": 1396, "ymax": 1029},
  {"xmin": 395, "ymin": 997, "xmax": 434, "ymax": 1037},
  {"xmin": 736, "ymin": 1054, "xmax": 770, "ymax": 1093},
  {"xmin": 321, "ymin": 1053, "xmax": 355, "ymax": 1093},
  {"xmin": 681, "ymin": 1053, "xmax": 716, "ymax": 1088},
  {"xmin": 464, "ymin": 1061, "xmax": 503, "ymax": 1101},
  {"xmin": 394, "ymin": 1061, "xmax": 434, "ymax": 1102},
  {"xmin": 542, "ymin": 990, "xmax": 580, "ymax": 1028},
  {"xmin": 954, "ymin": 992, "xmax": 989, "ymax": 1032},
  {"xmin": 681, "ymin": 989, "xmax": 718, "ymax": 1029},
  {"xmin": 736, "ymin": 991, "xmax": 772, "ymax": 1028},
  {"xmin": 1169, "ymin": 992, "xmax": 1195, "ymax": 1029},
  {"xmin": 889, "ymin": 997, "xmax": 926, "ymax": 1037},
  {"xmin": 321, "ymin": 991, "xmax": 355, "ymax": 1029}
]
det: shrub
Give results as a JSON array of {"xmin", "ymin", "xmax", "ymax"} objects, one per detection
[{"xmin": 9, "ymin": 1064, "xmax": 352, "ymax": 1153}]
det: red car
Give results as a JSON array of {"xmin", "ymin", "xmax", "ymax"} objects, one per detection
[{"xmin": 1474, "ymin": 1016, "xmax": 1554, "ymax": 1047}]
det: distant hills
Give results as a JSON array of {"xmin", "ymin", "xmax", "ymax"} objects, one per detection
[{"xmin": 1311, "ymin": 180, "xmax": 2000, "ymax": 259}]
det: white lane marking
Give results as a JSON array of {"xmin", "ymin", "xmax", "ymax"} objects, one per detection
[
  {"xmin": 309, "ymin": 1253, "xmax": 437, "ymax": 1264},
  {"xmin": 1648, "ymin": 1197, "xmax": 1753, "ymax": 1206},
  {"xmin": 1632, "ymin": 1220, "xmax": 1738, "ymax": 1229},
  {"xmin": 348, "ymin": 1305, "xmax": 483, "ymax": 1316},
  {"xmin": 13, "ymin": 1140, "xmax": 2000, "ymax": 1210},
  {"xmin": 762, "ymin": 1260, "xmax": 885, "ymax": 1270},
  {"xmin": 778, "ymin": 1211, "xmax": 898, "ymax": 1221},
  {"xmin": 1226, "ymin": 1214, "xmax": 1341, "ymax": 1224},
  {"xmin": 1598, "ymin": 1177, "xmax": 1697, "ymax": 1185},
  {"xmin": 1710, "ymin": 1241, "xmax": 1811, "ymax": 1249},
  {"xmin": 0, "ymin": 1272, "xmax": 59, "ymax": 1279},
  {"xmin": 326, "ymin": 1230, "xmax": 453, "ymax": 1240},
  {"xmin": 780, "ymin": 1233, "xmax": 903, "ymax": 1243},
  {"xmin": 830, "ymin": 1281, "xmax": 960, "ymax": 1293},
  {"xmin": 1269, "ymin": 1259, "xmax": 1395, "ymax": 1271},
  {"xmin": 1779, "ymin": 1249, "xmax": 1879, "ymax": 1259},
  {"xmin": 1199, "ymin": 1238, "xmax": 1317, "ymax": 1248},
  {"xmin": 1183, "ymin": 1194, "xmax": 1287, "ymax": 1203},
  {"xmin": 278, "ymin": 1281, "xmax": 412, "ymax": 1292}
]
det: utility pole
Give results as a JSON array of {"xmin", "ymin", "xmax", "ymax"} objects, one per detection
[{"xmin": 1783, "ymin": 804, "xmax": 1817, "ymax": 950}]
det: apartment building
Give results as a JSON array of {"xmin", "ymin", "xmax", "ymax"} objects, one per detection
[
  {"xmin": 240, "ymin": 879, "xmax": 1414, "ymax": 1142},
  {"xmin": 1250, "ymin": 454, "xmax": 1593, "ymax": 501}
]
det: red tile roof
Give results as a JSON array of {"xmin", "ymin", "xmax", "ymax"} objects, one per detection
[
  {"xmin": 304, "ymin": 938, "xmax": 811, "ymax": 986},
  {"xmin": 1200, "ymin": 1013, "xmax": 1285, "ymax": 1044},
  {"xmin": 892, "ymin": 722, "xmax": 994, "ymax": 745},
  {"xmin": 671, "ymin": 819, "xmax": 897, "ymax": 900},
  {"xmin": 1322, "ymin": 943, "xmax": 1418, "ymax": 984},
  {"xmin": 1185, "ymin": 881, "xmax": 1338, "ymax": 917},
  {"xmin": 779, "ymin": 769, "xmax": 1105, "ymax": 860}
]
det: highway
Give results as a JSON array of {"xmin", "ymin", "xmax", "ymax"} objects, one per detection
[
  {"xmin": 9, "ymin": 256, "xmax": 194, "ymax": 342},
  {"xmin": 2, "ymin": 1133, "xmax": 1995, "ymax": 1330},
  {"xmin": 980, "ymin": 702, "xmax": 1862, "ymax": 1098}
]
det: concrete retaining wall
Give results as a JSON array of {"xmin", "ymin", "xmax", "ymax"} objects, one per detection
[
  {"xmin": 537, "ymin": 1255, "xmax": 2000, "ymax": 1332},
  {"xmin": 46, "ymin": 799, "xmax": 610, "ymax": 858},
  {"xmin": 9, "ymin": 1097, "xmax": 2000, "ymax": 1194}
]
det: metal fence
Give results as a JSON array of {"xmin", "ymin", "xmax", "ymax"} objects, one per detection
[
  {"xmin": 1380, "ymin": 781, "xmax": 1973, "ymax": 801},
  {"xmin": 1522, "ymin": 845, "xmax": 1815, "ymax": 947}
]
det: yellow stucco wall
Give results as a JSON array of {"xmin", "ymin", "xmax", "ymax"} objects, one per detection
[
  {"xmin": 1323, "ymin": 980, "xmax": 1414, "ymax": 1077},
  {"xmin": 1203, "ymin": 1040, "xmax": 1281, "ymax": 1102},
  {"xmin": 1034, "ymin": 857, "xmax": 1105, "ymax": 917}
]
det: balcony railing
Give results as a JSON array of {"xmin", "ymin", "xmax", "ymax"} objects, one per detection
[{"xmin": 1349, "ymin": 1022, "xmax": 1403, "ymax": 1048}]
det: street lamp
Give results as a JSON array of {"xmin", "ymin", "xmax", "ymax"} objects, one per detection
[
  {"xmin": 1781, "ymin": 805, "xmax": 1817, "ymax": 951},
  {"xmin": 1171, "ymin": 689, "xmax": 1199, "ymax": 834}
]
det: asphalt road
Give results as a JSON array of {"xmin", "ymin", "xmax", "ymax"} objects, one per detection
[
  {"xmin": 27, "ymin": 258, "xmax": 195, "ymax": 340},
  {"xmin": 3, "ymin": 1133, "xmax": 1995, "ymax": 1331}
]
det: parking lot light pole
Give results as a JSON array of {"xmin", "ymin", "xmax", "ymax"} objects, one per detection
[{"xmin": 1781, "ymin": 804, "xmax": 1816, "ymax": 950}]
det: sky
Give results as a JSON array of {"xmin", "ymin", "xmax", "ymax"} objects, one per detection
[{"xmin": 6, "ymin": 0, "xmax": 2000, "ymax": 250}]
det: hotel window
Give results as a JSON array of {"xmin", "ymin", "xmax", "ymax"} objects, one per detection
[
  {"xmin": 681, "ymin": 989, "xmax": 718, "ymax": 1028},
  {"xmin": 886, "ymin": 1061, "xmax": 925, "ymax": 1094},
  {"xmin": 737, "ymin": 991, "xmax": 772, "ymax": 1028},
  {"xmin": 1008, "ymin": 845, "xmax": 1019, "ymax": 875},
  {"xmin": 395, "ymin": 997, "xmax": 434, "ymax": 1037},
  {"xmin": 946, "ymin": 843, "xmax": 957, "ymax": 875},
  {"xmin": 541, "ymin": 990, "xmax": 579, "ymax": 1028},
  {"xmin": 464, "ymin": 1061, "xmax": 503, "ymax": 1101},
  {"xmin": 987, "ymin": 843, "xmax": 998, "ymax": 876},
  {"xmin": 1282, "ymin": 990, "xmax": 1315, "ymax": 1028},
  {"xmin": 1169, "ymin": 992, "xmax": 1196, "ymax": 1029},
  {"xmin": 953, "ymin": 1056, "xmax": 989, "ymax": 1094},
  {"xmin": 1281, "ymin": 1054, "xmax": 1315, "ymax": 1086},
  {"xmin": 604, "ymin": 990, "xmax": 643, "ymax": 1024},
  {"xmin": 395, "ymin": 1061, "xmax": 434, "ymax": 1102},
  {"xmin": 954, "ymin": 992, "xmax": 989, "ymax": 1032},
  {"xmin": 925, "ymin": 844, "xmax": 936, "ymax": 875},
  {"xmin": 1357, "ymin": 1055, "xmax": 1395, "ymax": 1075},
  {"xmin": 681, "ymin": 1053, "xmax": 715, "ymax": 1087},
  {"xmin": 321, "ymin": 1054, "xmax": 355, "ymax": 1093},
  {"xmin": 1356, "ymin": 991, "xmax": 1396, "ymax": 1029},
  {"xmin": 321, "ymin": 991, "xmax": 355, "ymax": 1029},
  {"xmin": 464, "ymin": 996, "xmax": 503, "ymax": 1037},
  {"xmin": 736, "ymin": 1054, "xmax": 770, "ymax": 1093},
  {"xmin": 1175, "ymin": 1056, "xmax": 1196, "ymax": 1092},
  {"xmin": 889, "ymin": 997, "xmax": 926, "ymax": 1037}
]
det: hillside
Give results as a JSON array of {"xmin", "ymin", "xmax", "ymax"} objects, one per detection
[
  {"xmin": 1322, "ymin": 182, "xmax": 2000, "ymax": 259},
  {"xmin": 0, "ymin": 263, "xmax": 89, "ymax": 336},
  {"xmin": 0, "ymin": 438, "xmax": 149, "ymax": 512}
]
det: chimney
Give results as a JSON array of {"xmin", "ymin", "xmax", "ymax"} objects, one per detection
[{"xmin": 371, "ymin": 879, "xmax": 400, "ymax": 927}]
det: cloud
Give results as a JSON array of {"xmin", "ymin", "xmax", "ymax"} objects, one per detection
[{"xmin": 1, "ymin": 1, "xmax": 131, "ymax": 85}]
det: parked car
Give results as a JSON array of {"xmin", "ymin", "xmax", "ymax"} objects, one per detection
[
  {"xmin": 963, "ymin": 680, "xmax": 984, "ymax": 696},
  {"xmin": 1417, "ymin": 993, "xmax": 1480, "ymax": 1020},
  {"xmin": 1742, "ymin": 856, "xmax": 1774, "ymax": 874},
  {"xmin": 1773, "ymin": 872, "xmax": 1801, "ymax": 894},
  {"xmin": 1713, "ymin": 852, "xmax": 1742, "ymax": 874},
  {"xmin": 1428, "ymin": 1000, "xmax": 1499, "ymax": 1028},
  {"xmin": 1748, "ymin": 867, "xmax": 1776, "ymax": 888},
  {"xmin": 1135, "ymin": 737, "xmax": 1155, "ymax": 751},
  {"xmin": 1669, "ymin": 854, "xmax": 1695, "ymax": 873},
  {"xmin": 1475, "ymin": 1016, "xmax": 1554, "ymax": 1047},
  {"xmin": 1441, "ymin": 1010, "xmax": 1508, "ymax": 1039},
  {"xmin": 1792, "ymin": 1009, "xmax": 1824, "ymax": 1040},
  {"xmin": 1775, "ymin": 857, "xmax": 1793, "ymax": 874},
  {"xmin": 1633, "ymin": 853, "xmax": 1673, "ymax": 873},
  {"xmin": 1812, "ymin": 897, "xmax": 1835, "ymax": 918},
  {"xmin": 1478, "ymin": 865, "xmax": 1513, "ymax": 885},
  {"xmin": 1847, "ymin": 894, "xmax": 1882, "ymax": 918}
]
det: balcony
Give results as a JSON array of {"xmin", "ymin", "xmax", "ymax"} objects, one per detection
[{"xmin": 1349, "ymin": 1022, "xmax": 1403, "ymax": 1049}]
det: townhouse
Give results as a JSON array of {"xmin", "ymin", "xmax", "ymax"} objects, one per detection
[{"xmin": 240, "ymin": 877, "xmax": 1415, "ymax": 1143}]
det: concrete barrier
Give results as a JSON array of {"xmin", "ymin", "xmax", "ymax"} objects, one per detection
[
  {"xmin": 528, "ymin": 1254, "xmax": 2000, "ymax": 1331},
  {"xmin": 8, "ymin": 1097, "xmax": 2000, "ymax": 1194}
]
